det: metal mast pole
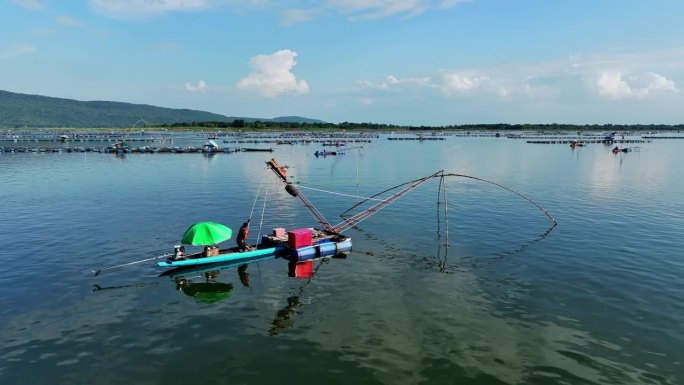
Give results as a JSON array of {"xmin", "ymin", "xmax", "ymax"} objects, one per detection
[{"xmin": 265, "ymin": 159, "xmax": 336, "ymax": 234}]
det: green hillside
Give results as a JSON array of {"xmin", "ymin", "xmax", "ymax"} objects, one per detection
[{"xmin": 0, "ymin": 90, "xmax": 324, "ymax": 128}]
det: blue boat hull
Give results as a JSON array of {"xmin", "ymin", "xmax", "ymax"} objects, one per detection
[
  {"xmin": 157, "ymin": 245, "xmax": 285, "ymax": 267},
  {"xmin": 291, "ymin": 237, "xmax": 352, "ymax": 261}
]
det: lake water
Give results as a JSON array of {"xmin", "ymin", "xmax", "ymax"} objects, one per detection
[{"xmin": 1, "ymin": 133, "xmax": 682, "ymax": 385}]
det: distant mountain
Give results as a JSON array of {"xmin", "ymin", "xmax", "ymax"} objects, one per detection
[
  {"xmin": 271, "ymin": 116, "xmax": 326, "ymax": 124},
  {"xmin": 0, "ymin": 90, "xmax": 324, "ymax": 128}
]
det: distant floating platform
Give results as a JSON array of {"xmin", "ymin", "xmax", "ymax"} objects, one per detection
[
  {"xmin": 526, "ymin": 139, "xmax": 649, "ymax": 144},
  {"xmin": 387, "ymin": 137, "xmax": 444, "ymax": 141},
  {"xmin": 642, "ymin": 136, "xmax": 684, "ymax": 139},
  {"xmin": 0, "ymin": 146, "xmax": 240, "ymax": 154}
]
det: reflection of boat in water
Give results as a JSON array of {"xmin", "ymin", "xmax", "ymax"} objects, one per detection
[
  {"xmin": 239, "ymin": 147, "xmax": 273, "ymax": 152},
  {"xmin": 612, "ymin": 146, "xmax": 635, "ymax": 153},
  {"xmin": 176, "ymin": 273, "xmax": 234, "ymax": 303}
]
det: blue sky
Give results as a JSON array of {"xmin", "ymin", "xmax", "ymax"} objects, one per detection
[{"xmin": 1, "ymin": 0, "xmax": 683, "ymax": 125}]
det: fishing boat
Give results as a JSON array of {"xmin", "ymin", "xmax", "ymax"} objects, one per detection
[
  {"xmin": 261, "ymin": 228, "xmax": 352, "ymax": 261},
  {"xmin": 157, "ymin": 244, "xmax": 284, "ymax": 267},
  {"xmin": 612, "ymin": 146, "xmax": 633, "ymax": 153},
  {"xmin": 314, "ymin": 150, "xmax": 343, "ymax": 156},
  {"xmin": 96, "ymin": 158, "xmax": 557, "ymax": 277}
]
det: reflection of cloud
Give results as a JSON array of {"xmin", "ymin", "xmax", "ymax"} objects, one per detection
[
  {"xmin": 184, "ymin": 80, "xmax": 208, "ymax": 92},
  {"xmin": 238, "ymin": 50, "xmax": 309, "ymax": 97},
  {"xmin": 1, "ymin": 43, "xmax": 37, "ymax": 58},
  {"xmin": 302, "ymin": 262, "xmax": 653, "ymax": 385},
  {"xmin": 11, "ymin": 0, "xmax": 44, "ymax": 11}
]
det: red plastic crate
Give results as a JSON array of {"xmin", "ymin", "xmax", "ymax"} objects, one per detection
[
  {"xmin": 288, "ymin": 228, "xmax": 312, "ymax": 248},
  {"xmin": 273, "ymin": 227, "xmax": 286, "ymax": 237}
]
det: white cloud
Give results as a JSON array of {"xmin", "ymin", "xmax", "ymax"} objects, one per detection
[
  {"xmin": 636, "ymin": 72, "xmax": 678, "ymax": 93},
  {"xmin": 596, "ymin": 72, "xmax": 632, "ymax": 100},
  {"xmin": 281, "ymin": 0, "xmax": 469, "ymax": 24},
  {"xmin": 439, "ymin": 71, "xmax": 489, "ymax": 95},
  {"xmin": 152, "ymin": 42, "xmax": 179, "ymax": 51},
  {"xmin": 32, "ymin": 29, "xmax": 56, "ymax": 36},
  {"xmin": 184, "ymin": 80, "xmax": 208, "ymax": 92},
  {"xmin": 56, "ymin": 16, "xmax": 84, "ymax": 27},
  {"xmin": 359, "ymin": 98, "xmax": 373, "ymax": 105},
  {"xmin": 354, "ymin": 47, "xmax": 683, "ymax": 105},
  {"xmin": 89, "ymin": 0, "xmax": 214, "ymax": 19},
  {"xmin": 281, "ymin": 8, "xmax": 322, "ymax": 26},
  {"xmin": 11, "ymin": 0, "xmax": 44, "ymax": 11},
  {"xmin": 1, "ymin": 43, "xmax": 37, "ymax": 58},
  {"xmin": 326, "ymin": 0, "xmax": 469, "ymax": 19},
  {"xmin": 596, "ymin": 71, "xmax": 678, "ymax": 100},
  {"xmin": 358, "ymin": 75, "xmax": 432, "ymax": 90},
  {"xmin": 238, "ymin": 50, "xmax": 309, "ymax": 97}
]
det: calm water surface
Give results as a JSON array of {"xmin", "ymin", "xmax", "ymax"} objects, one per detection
[{"xmin": 1, "ymin": 134, "xmax": 682, "ymax": 384}]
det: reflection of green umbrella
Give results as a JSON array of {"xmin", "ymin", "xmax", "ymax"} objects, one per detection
[
  {"xmin": 181, "ymin": 222, "xmax": 232, "ymax": 246},
  {"xmin": 179, "ymin": 282, "xmax": 233, "ymax": 303}
]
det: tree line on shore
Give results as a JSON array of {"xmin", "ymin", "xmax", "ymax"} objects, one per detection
[{"xmin": 156, "ymin": 120, "xmax": 684, "ymax": 132}]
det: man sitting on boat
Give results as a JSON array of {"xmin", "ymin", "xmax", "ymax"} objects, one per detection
[
  {"xmin": 237, "ymin": 220, "xmax": 252, "ymax": 252},
  {"xmin": 204, "ymin": 245, "xmax": 220, "ymax": 257},
  {"xmin": 173, "ymin": 245, "xmax": 185, "ymax": 260}
]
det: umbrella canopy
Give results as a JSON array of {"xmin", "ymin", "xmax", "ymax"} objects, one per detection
[{"xmin": 181, "ymin": 221, "xmax": 233, "ymax": 246}]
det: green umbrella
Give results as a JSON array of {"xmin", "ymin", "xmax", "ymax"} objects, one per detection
[{"xmin": 181, "ymin": 221, "xmax": 233, "ymax": 246}]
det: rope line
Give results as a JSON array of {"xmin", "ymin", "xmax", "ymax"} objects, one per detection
[
  {"xmin": 339, "ymin": 172, "xmax": 557, "ymax": 233},
  {"xmin": 254, "ymin": 178, "xmax": 271, "ymax": 248},
  {"xmin": 296, "ymin": 185, "xmax": 384, "ymax": 202},
  {"xmin": 442, "ymin": 174, "xmax": 449, "ymax": 248},
  {"xmin": 442, "ymin": 173, "xmax": 557, "ymax": 226},
  {"xmin": 248, "ymin": 170, "xmax": 268, "ymax": 221}
]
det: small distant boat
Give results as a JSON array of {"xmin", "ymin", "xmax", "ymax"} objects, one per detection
[
  {"xmin": 203, "ymin": 140, "xmax": 220, "ymax": 153},
  {"xmin": 240, "ymin": 147, "xmax": 273, "ymax": 152},
  {"xmin": 315, "ymin": 150, "xmax": 343, "ymax": 156},
  {"xmin": 570, "ymin": 140, "xmax": 584, "ymax": 148},
  {"xmin": 612, "ymin": 146, "xmax": 633, "ymax": 153}
]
